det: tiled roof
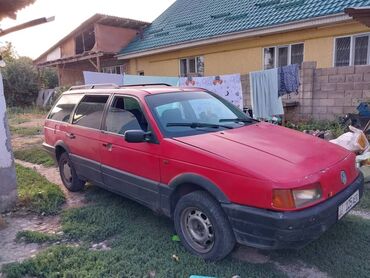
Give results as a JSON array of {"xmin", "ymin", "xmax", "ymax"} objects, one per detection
[{"xmin": 119, "ymin": 0, "xmax": 370, "ymax": 56}]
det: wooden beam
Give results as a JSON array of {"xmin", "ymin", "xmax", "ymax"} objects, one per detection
[
  {"xmin": 0, "ymin": 17, "xmax": 55, "ymax": 37},
  {"xmin": 88, "ymin": 59, "xmax": 98, "ymax": 71},
  {"xmin": 97, "ymin": 56, "xmax": 101, "ymax": 72}
]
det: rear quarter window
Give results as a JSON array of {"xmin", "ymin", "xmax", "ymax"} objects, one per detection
[{"xmin": 48, "ymin": 94, "xmax": 83, "ymax": 122}]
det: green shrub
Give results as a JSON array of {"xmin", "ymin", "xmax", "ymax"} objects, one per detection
[{"xmin": 16, "ymin": 230, "xmax": 59, "ymax": 244}]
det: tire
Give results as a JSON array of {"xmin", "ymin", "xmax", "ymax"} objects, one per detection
[
  {"xmin": 58, "ymin": 152, "xmax": 85, "ymax": 192},
  {"xmin": 174, "ymin": 190, "xmax": 236, "ymax": 261}
]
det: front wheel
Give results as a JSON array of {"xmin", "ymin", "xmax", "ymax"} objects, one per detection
[
  {"xmin": 174, "ymin": 191, "xmax": 236, "ymax": 261},
  {"xmin": 58, "ymin": 152, "xmax": 85, "ymax": 192}
]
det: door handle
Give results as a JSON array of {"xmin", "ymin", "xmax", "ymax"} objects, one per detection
[
  {"xmin": 66, "ymin": 133, "xmax": 76, "ymax": 139},
  {"xmin": 102, "ymin": 143, "xmax": 112, "ymax": 148}
]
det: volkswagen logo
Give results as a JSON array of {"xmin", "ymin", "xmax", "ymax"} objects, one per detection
[{"xmin": 340, "ymin": 171, "xmax": 347, "ymax": 185}]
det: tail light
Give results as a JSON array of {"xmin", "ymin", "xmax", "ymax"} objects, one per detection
[{"xmin": 272, "ymin": 183, "xmax": 322, "ymax": 210}]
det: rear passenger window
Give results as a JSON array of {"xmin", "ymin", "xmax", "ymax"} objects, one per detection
[
  {"xmin": 48, "ymin": 94, "xmax": 83, "ymax": 122},
  {"xmin": 105, "ymin": 96, "xmax": 148, "ymax": 135},
  {"xmin": 72, "ymin": 95, "xmax": 109, "ymax": 129}
]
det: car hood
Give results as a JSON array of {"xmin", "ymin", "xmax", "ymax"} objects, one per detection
[{"xmin": 173, "ymin": 122, "xmax": 350, "ymax": 183}]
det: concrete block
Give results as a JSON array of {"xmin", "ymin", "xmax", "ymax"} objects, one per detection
[
  {"xmin": 302, "ymin": 99, "xmax": 313, "ymax": 106},
  {"xmin": 354, "ymin": 82, "xmax": 370, "ymax": 90},
  {"xmin": 337, "ymin": 66, "xmax": 355, "ymax": 75},
  {"xmin": 329, "ymin": 75, "xmax": 346, "ymax": 83},
  {"xmin": 321, "ymin": 83, "xmax": 336, "ymax": 91},
  {"xmin": 344, "ymin": 106, "xmax": 357, "ymax": 113},
  {"xmin": 302, "ymin": 61, "xmax": 317, "ymax": 69},
  {"xmin": 355, "ymin": 65, "xmax": 370, "ymax": 74},
  {"xmin": 321, "ymin": 67, "xmax": 338, "ymax": 76},
  {"xmin": 303, "ymin": 84, "xmax": 313, "ymax": 92},
  {"xmin": 316, "ymin": 75, "xmax": 329, "ymax": 84},
  {"xmin": 327, "ymin": 106, "xmax": 344, "ymax": 114},
  {"xmin": 345, "ymin": 90, "xmax": 363, "ymax": 98},
  {"xmin": 334, "ymin": 98, "xmax": 345, "ymax": 106},
  {"xmin": 328, "ymin": 91, "xmax": 345, "ymax": 99},
  {"xmin": 364, "ymin": 73, "xmax": 370, "ymax": 82},
  {"xmin": 346, "ymin": 74, "xmax": 364, "ymax": 82},
  {"xmin": 352, "ymin": 98, "xmax": 362, "ymax": 106},
  {"xmin": 313, "ymin": 106, "xmax": 327, "ymax": 114},
  {"xmin": 319, "ymin": 99, "xmax": 335, "ymax": 106},
  {"xmin": 363, "ymin": 90, "xmax": 370, "ymax": 98},
  {"xmin": 314, "ymin": 91, "xmax": 328, "ymax": 99},
  {"xmin": 337, "ymin": 82, "xmax": 354, "ymax": 90}
]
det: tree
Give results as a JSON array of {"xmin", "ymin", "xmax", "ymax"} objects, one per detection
[
  {"xmin": 40, "ymin": 67, "xmax": 58, "ymax": 89},
  {"xmin": 2, "ymin": 56, "xmax": 39, "ymax": 106},
  {"xmin": 0, "ymin": 42, "xmax": 18, "ymax": 63}
]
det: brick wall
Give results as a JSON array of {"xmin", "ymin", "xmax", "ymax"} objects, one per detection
[{"xmin": 241, "ymin": 62, "xmax": 370, "ymax": 122}]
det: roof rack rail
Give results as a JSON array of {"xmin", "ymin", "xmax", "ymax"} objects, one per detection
[
  {"xmin": 69, "ymin": 84, "xmax": 119, "ymax": 91},
  {"xmin": 120, "ymin": 83, "xmax": 172, "ymax": 87}
]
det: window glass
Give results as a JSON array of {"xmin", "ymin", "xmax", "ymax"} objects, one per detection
[
  {"xmin": 354, "ymin": 35, "xmax": 369, "ymax": 66},
  {"xmin": 189, "ymin": 58, "xmax": 196, "ymax": 73},
  {"xmin": 48, "ymin": 94, "xmax": 83, "ymax": 122},
  {"xmin": 146, "ymin": 91, "xmax": 251, "ymax": 138},
  {"xmin": 72, "ymin": 95, "xmax": 109, "ymax": 129},
  {"xmin": 278, "ymin": 46, "xmax": 289, "ymax": 67},
  {"xmin": 291, "ymin": 43, "xmax": 304, "ymax": 66},
  {"xmin": 105, "ymin": 96, "xmax": 148, "ymax": 135},
  {"xmin": 180, "ymin": 59, "xmax": 187, "ymax": 77},
  {"xmin": 264, "ymin": 47, "xmax": 275, "ymax": 69},
  {"xmin": 335, "ymin": 37, "xmax": 351, "ymax": 67}
]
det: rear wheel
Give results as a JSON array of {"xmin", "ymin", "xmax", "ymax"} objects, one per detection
[
  {"xmin": 174, "ymin": 190, "xmax": 235, "ymax": 261},
  {"xmin": 58, "ymin": 152, "xmax": 85, "ymax": 192}
]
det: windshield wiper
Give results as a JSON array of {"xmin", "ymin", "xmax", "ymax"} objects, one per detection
[
  {"xmin": 219, "ymin": 118, "xmax": 257, "ymax": 123},
  {"xmin": 166, "ymin": 122, "xmax": 234, "ymax": 129}
]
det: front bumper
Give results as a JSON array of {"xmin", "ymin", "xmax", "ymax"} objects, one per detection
[{"xmin": 222, "ymin": 173, "xmax": 364, "ymax": 249}]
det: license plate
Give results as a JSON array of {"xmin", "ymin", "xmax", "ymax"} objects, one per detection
[{"xmin": 338, "ymin": 190, "xmax": 360, "ymax": 220}]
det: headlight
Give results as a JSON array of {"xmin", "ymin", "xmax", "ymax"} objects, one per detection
[{"xmin": 272, "ymin": 183, "xmax": 322, "ymax": 210}]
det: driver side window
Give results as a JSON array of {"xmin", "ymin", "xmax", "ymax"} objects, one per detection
[{"xmin": 105, "ymin": 96, "xmax": 148, "ymax": 135}]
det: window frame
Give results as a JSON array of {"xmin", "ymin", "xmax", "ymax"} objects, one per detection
[
  {"xmin": 71, "ymin": 94, "xmax": 111, "ymax": 131},
  {"xmin": 262, "ymin": 43, "xmax": 304, "ymax": 70},
  {"xmin": 102, "ymin": 65, "xmax": 126, "ymax": 75},
  {"xmin": 179, "ymin": 56, "xmax": 204, "ymax": 77},
  {"xmin": 333, "ymin": 33, "xmax": 370, "ymax": 67}
]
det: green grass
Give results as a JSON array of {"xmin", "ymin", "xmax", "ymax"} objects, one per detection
[
  {"xmin": 16, "ymin": 230, "xmax": 59, "ymax": 244},
  {"xmin": 14, "ymin": 146, "xmax": 54, "ymax": 167},
  {"xmin": 7, "ymin": 106, "xmax": 49, "ymax": 118},
  {"xmin": 8, "ymin": 117, "xmax": 30, "ymax": 125},
  {"xmin": 16, "ymin": 164, "xmax": 65, "ymax": 215},
  {"xmin": 271, "ymin": 216, "xmax": 370, "ymax": 278},
  {"xmin": 4, "ymin": 186, "xmax": 370, "ymax": 277},
  {"xmin": 10, "ymin": 126, "xmax": 42, "ymax": 137},
  {"xmin": 2, "ymin": 188, "xmax": 284, "ymax": 278}
]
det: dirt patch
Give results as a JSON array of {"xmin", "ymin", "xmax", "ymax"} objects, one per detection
[
  {"xmin": 15, "ymin": 160, "xmax": 86, "ymax": 209},
  {"xmin": 17, "ymin": 119, "xmax": 44, "ymax": 129},
  {"xmin": 274, "ymin": 260, "xmax": 329, "ymax": 278},
  {"xmin": 0, "ymin": 213, "xmax": 61, "ymax": 268},
  {"xmin": 232, "ymin": 246, "xmax": 270, "ymax": 264},
  {"xmin": 350, "ymin": 210, "xmax": 370, "ymax": 220},
  {"xmin": 11, "ymin": 135, "xmax": 43, "ymax": 150}
]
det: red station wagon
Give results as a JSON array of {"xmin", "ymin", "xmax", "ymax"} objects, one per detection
[{"xmin": 44, "ymin": 84, "xmax": 364, "ymax": 261}]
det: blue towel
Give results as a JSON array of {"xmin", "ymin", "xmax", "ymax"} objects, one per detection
[{"xmin": 278, "ymin": 64, "xmax": 300, "ymax": 96}]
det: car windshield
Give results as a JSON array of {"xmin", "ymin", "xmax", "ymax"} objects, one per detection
[{"xmin": 145, "ymin": 91, "xmax": 254, "ymax": 137}]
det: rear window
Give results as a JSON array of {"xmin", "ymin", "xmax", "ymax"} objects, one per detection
[
  {"xmin": 72, "ymin": 95, "xmax": 109, "ymax": 129},
  {"xmin": 48, "ymin": 94, "xmax": 83, "ymax": 122}
]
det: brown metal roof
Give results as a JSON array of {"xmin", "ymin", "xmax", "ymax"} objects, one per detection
[
  {"xmin": 345, "ymin": 7, "xmax": 370, "ymax": 27},
  {"xmin": 34, "ymin": 14, "xmax": 149, "ymax": 63}
]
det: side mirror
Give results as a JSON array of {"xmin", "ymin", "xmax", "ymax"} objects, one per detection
[{"xmin": 124, "ymin": 130, "xmax": 151, "ymax": 143}]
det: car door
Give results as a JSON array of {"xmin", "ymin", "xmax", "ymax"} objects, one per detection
[
  {"xmin": 100, "ymin": 94, "xmax": 161, "ymax": 209},
  {"xmin": 67, "ymin": 94, "xmax": 110, "ymax": 186}
]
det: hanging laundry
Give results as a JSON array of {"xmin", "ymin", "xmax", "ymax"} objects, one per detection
[
  {"xmin": 278, "ymin": 64, "xmax": 300, "ymax": 97},
  {"xmin": 179, "ymin": 74, "xmax": 243, "ymax": 109},
  {"xmin": 250, "ymin": 68, "xmax": 284, "ymax": 119}
]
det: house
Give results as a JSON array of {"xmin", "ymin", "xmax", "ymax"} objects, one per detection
[
  {"xmin": 34, "ymin": 14, "xmax": 148, "ymax": 86},
  {"xmin": 117, "ymin": 0, "xmax": 370, "ymax": 121}
]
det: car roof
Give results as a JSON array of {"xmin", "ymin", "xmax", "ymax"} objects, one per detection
[{"xmin": 63, "ymin": 85, "xmax": 205, "ymax": 97}]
